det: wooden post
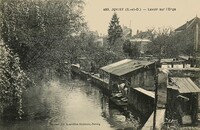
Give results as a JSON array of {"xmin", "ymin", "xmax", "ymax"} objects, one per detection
[
  {"xmin": 194, "ymin": 19, "xmax": 199, "ymax": 67},
  {"xmin": 195, "ymin": 21, "xmax": 199, "ymax": 52},
  {"xmin": 183, "ymin": 63, "xmax": 185, "ymax": 68},
  {"xmin": 171, "ymin": 63, "xmax": 174, "ymax": 68},
  {"xmin": 153, "ymin": 61, "xmax": 159, "ymax": 130}
]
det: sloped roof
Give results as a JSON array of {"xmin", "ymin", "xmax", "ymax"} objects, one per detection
[
  {"xmin": 134, "ymin": 87, "xmax": 155, "ymax": 98},
  {"xmin": 175, "ymin": 17, "xmax": 200, "ymax": 31},
  {"xmin": 100, "ymin": 59, "xmax": 154, "ymax": 76},
  {"xmin": 100, "ymin": 59, "xmax": 132, "ymax": 73},
  {"xmin": 168, "ymin": 77, "xmax": 200, "ymax": 93}
]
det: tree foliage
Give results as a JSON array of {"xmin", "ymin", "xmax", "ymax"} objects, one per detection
[
  {"xmin": 0, "ymin": 0, "xmax": 85, "ymax": 118},
  {"xmin": 123, "ymin": 39, "xmax": 140, "ymax": 58},
  {"xmin": 88, "ymin": 45, "xmax": 123, "ymax": 69},
  {"xmin": 107, "ymin": 13, "xmax": 123, "ymax": 45},
  {"xmin": 147, "ymin": 28, "xmax": 172, "ymax": 57},
  {"xmin": 173, "ymin": 27, "xmax": 195, "ymax": 56},
  {"xmin": 71, "ymin": 29, "xmax": 125, "ymax": 72},
  {"xmin": 0, "ymin": 41, "xmax": 28, "ymax": 119},
  {"xmin": 0, "ymin": 0, "xmax": 85, "ymax": 71},
  {"xmin": 147, "ymin": 27, "xmax": 195, "ymax": 58}
]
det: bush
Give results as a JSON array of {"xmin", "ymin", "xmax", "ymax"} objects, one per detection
[{"xmin": 0, "ymin": 41, "xmax": 28, "ymax": 119}]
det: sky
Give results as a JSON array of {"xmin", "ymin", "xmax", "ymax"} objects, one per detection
[{"xmin": 83, "ymin": 0, "xmax": 200, "ymax": 35}]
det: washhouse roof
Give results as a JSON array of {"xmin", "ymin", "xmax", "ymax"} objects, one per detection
[
  {"xmin": 168, "ymin": 77, "xmax": 200, "ymax": 93},
  {"xmin": 100, "ymin": 59, "xmax": 154, "ymax": 76}
]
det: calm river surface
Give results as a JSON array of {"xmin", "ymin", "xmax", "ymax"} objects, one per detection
[{"xmin": 0, "ymin": 78, "xmax": 140, "ymax": 130}]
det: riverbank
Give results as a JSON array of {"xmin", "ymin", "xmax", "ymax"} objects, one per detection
[
  {"xmin": 70, "ymin": 64, "xmax": 149, "ymax": 127},
  {"xmin": 71, "ymin": 64, "xmax": 110, "ymax": 94},
  {"xmin": 0, "ymin": 76, "xmax": 142, "ymax": 130},
  {"xmin": 71, "ymin": 64, "xmax": 132, "ymax": 109}
]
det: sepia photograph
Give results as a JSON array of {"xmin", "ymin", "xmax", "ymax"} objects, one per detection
[{"xmin": 0, "ymin": 0, "xmax": 200, "ymax": 130}]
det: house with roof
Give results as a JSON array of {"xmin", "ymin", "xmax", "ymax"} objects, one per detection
[
  {"xmin": 175, "ymin": 16, "xmax": 200, "ymax": 66},
  {"xmin": 100, "ymin": 59, "xmax": 156, "ymax": 118},
  {"xmin": 100, "ymin": 59, "xmax": 155, "ymax": 90},
  {"xmin": 167, "ymin": 77, "xmax": 200, "ymax": 125}
]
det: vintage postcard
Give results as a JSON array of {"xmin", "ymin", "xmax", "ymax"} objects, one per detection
[{"xmin": 0, "ymin": 0, "xmax": 200, "ymax": 130}]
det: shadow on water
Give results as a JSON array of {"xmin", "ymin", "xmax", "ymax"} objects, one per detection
[{"xmin": 0, "ymin": 75, "xmax": 141, "ymax": 130}]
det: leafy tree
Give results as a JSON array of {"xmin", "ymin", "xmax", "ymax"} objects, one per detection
[
  {"xmin": 149, "ymin": 28, "xmax": 172, "ymax": 58},
  {"xmin": 0, "ymin": 41, "xmax": 28, "ymax": 119},
  {"xmin": 88, "ymin": 45, "xmax": 123, "ymax": 70},
  {"xmin": 173, "ymin": 27, "xmax": 195, "ymax": 56},
  {"xmin": 123, "ymin": 40, "xmax": 131, "ymax": 54},
  {"xmin": 146, "ymin": 28, "xmax": 181, "ymax": 58},
  {"xmin": 73, "ymin": 29, "xmax": 125, "ymax": 71},
  {"xmin": 0, "ymin": 0, "xmax": 85, "ymax": 71},
  {"xmin": 107, "ymin": 13, "xmax": 123, "ymax": 45},
  {"xmin": 123, "ymin": 39, "xmax": 140, "ymax": 58},
  {"xmin": 147, "ymin": 27, "xmax": 195, "ymax": 58}
]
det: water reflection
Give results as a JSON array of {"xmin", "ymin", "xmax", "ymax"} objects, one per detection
[{"xmin": 0, "ymin": 78, "xmax": 140, "ymax": 130}]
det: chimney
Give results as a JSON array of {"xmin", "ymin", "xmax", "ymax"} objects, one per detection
[{"xmin": 137, "ymin": 30, "xmax": 140, "ymax": 35}]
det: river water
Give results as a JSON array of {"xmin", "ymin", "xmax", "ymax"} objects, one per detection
[{"xmin": 0, "ymin": 78, "xmax": 141, "ymax": 130}]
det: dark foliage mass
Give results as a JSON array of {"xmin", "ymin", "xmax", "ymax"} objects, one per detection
[
  {"xmin": 123, "ymin": 39, "xmax": 140, "ymax": 58},
  {"xmin": 0, "ymin": 42, "xmax": 29, "ymax": 119},
  {"xmin": 1, "ymin": 0, "xmax": 85, "ymax": 71}
]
